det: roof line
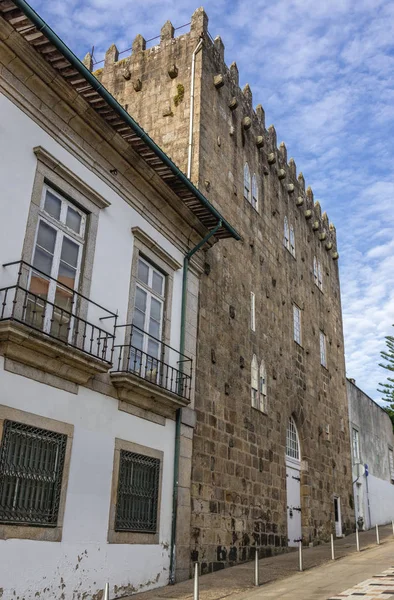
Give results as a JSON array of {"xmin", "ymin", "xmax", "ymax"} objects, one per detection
[{"xmin": 10, "ymin": 0, "xmax": 241, "ymax": 241}]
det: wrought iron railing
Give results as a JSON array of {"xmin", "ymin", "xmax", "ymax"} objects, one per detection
[
  {"xmin": 113, "ymin": 324, "xmax": 192, "ymax": 401},
  {"xmin": 0, "ymin": 260, "xmax": 117, "ymax": 363}
]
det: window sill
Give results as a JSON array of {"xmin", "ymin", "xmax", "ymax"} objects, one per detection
[
  {"xmin": 252, "ymin": 406, "xmax": 268, "ymax": 416},
  {"xmin": 0, "ymin": 523, "xmax": 63, "ymax": 542},
  {"xmin": 108, "ymin": 529, "xmax": 159, "ymax": 545},
  {"xmin": 294, "ymin": 340, "xmax": 304, "ymax": 349}
]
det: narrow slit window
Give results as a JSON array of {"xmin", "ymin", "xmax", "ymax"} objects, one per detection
[
  {"xmin": 259, "ymin": 360, "xmax": 267, "ymax": 413},
  {"xmin": 251, "ymin": 354, "xmax": 259, "ymax": 409},
  {"xmin": 244, "ymin": 163, "xmax": 251, "ymax": 202},
  {"xmin": 317, "ymin": 261, "xmax": 323, "ymax": 291},
  {"xmin": 313, "ymin": 257, "xmax": 318, "ymax": 286},
  {"xmin": 251, "ymin": 292, "xmax": 256, "ymax": 332},
  {"xmin": 284, "ymin": 217, "xmax": 290, "ymax": 250},
  {"xmin": 320, "ymin": 331, "xmax": 327, "ymax": 367},
  {"xmin": 293, "ymin": 304, "xmax": 302, "ymax": 345},
  {"xmin": 290, "ymin": 225, "xmax": 295, "ymax": 257},
  {"xmin": 251, "ymin": 174, "xmax": 258, "ymax": 211}
]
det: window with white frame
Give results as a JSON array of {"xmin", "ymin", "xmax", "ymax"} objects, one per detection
[
  {"xmin": 284, "ymin": 216, "xmax": 290, "ymax": 250},
  {"xmin": 244, "ymin": 163, "xmax": 251, "ymax": 202},
  {"xmin": 28, "ymin": 185, "xmax": 86, "ymax": 342},
  {"xmin": 251, "ymin": 354, "xmax": 259, "ymax": 409},
  {"xmin": 286, "ymin": 417, "xmax": 300, "ymax": 460},
  {"xmin": 259, "ymin": 360, "xmax": 267, "ymax": 412},
  {"xmin": 131, "ymin": 257, "xmax": 165, "ymax": 376},
  {"xmin": 251, "ymin": 174, "xmax": 258, "ymax": 211},
  {"xmin": 313, "ymin": 257, "xmax": 323, "ymax": 291},
  {"xmin": 352, "ymin": 428, "xmax": 360, "ymax": 462},
  {"xmin": 389, "ymin": 447, "xmax": 394, "ymax": 483},
  {"xmin": 251, "ymin": 292, "xmax": 256, "ymax": 332},
  {"xmin": 317, "ymin": 261, "xmax": 323, "ymax": 291},
  {"xmin": 293, "ymin": 304, "xmax": 302, "ymax": 345},
  {"xmin": 290, "ymin": 225, "xmax": 295, "ymax": 257},
  {"xmin": 313, "ymin": 257, "xmax": 318, "ymax": 285},
  {"xmin": 320, "ymin": 331, "xmax": 327, "ymax": 367}
]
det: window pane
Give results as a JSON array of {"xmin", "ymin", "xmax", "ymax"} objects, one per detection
[
  {"xmin": 132, "ymin": 329, "xmax": 144, "ymax": 350},
  {"xmin": 133, "ymin": 308, "xmax": 145, "ymax": 330},
  {"xmin": 58, "ymin": 262, "xmax": 77, "ymax": 289},
  {"xmin": 149, "ymin": 317, "xmax": 160, "ymax": 338},
  {"xmin": 44, "ymin": 190, "xmax": 61, "ymax": 220},
  {"xmin": 135, "ymin": 287, "xmax": 147, "ymax": 312},
  {"xmin": 66, "ymin": 207, "xmax": 82, "ymax": 234},
  {"xmin": 152, "ymin": 271, "xmax": 164, "ymax": 295},
  {"xmin": 60, "ymin": 237, "xmax": 79, "ymax": 268},
  {"xmin": 137, "ymin": 260, "xmax": 149, "ymax": 285},
  {"xmin": 37, "ymin": 221, "xmax": 57, "ymax": 254},
  {"xmin": 147, "ymin": 338, "xmax": 160, "ymax": 359},
  {"xmin": 33, "ymin": 247, "xmax": 53, "ymax": 276},
  {"xmin": 150, "ymin": 297, "xmax": 162, "ymax": 322}
]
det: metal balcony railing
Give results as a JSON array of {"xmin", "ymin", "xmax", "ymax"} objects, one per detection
[
  {"xmin": 113, "ymin": 324, "xmax": 192, "ymax": 401},
  {"xmin": 0, "ymin": 261, "xmax": 117, "ymax": 363}
]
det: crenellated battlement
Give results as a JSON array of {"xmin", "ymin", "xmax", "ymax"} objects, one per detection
[{"xmin": 87, "ymin": 6, "xmax": 338, "ymax": 258}]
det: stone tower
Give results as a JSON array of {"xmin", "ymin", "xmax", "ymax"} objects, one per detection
[{"xmin": 91, "ymin": 8, "xmax": 354, "ymax": 578}]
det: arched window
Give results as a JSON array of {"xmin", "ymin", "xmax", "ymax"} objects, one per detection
[
  {"xmin": 251, "ymin": 354, "xmax": 258, "ymax": 408},
  {"xmin": 244, "ymin": 163, "xmax": 251, "ymax": 201},
  {"xmin": 259, "ymin": 360, "xmax": 267, "ymax": 412},
  {"xmin": 290, "ymin": 225, "xmax": 295, "ymax": 257},
  {"xmin": 313, "ymin": 256, "xmax": 318, "ymax": 285},
  {"xmin": 284, "ymin": 216, "xmax": 290, "ymax": 250},
  {"xmin": 317, "ymin": 261, "xmax": 323, "ymax": 291},
  {"xmin": 286, "ymin": 417, "xmax": 300, "ymax": 461},
  {"xmin": 251, "ymin": 174, "xmax": 258, "ymax": 210}
]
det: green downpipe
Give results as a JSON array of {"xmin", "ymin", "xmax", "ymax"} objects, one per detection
[{"xmin": 169, "ymin": 220, "xmax": 222, "ymax": 584}]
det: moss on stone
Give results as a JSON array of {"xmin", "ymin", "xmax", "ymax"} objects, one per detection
[{"xmin": 173, "ymin": 83, "xmax": 185, "ymax": 107}]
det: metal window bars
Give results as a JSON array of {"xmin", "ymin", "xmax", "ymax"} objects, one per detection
[
  {"xmin": 115, "ymin": 450, "xmax": 160, "ymax": 532},
  {"xmin": 0, "ymin": 260, "xmax": 117, "ymax": 363},
  {"xmin": 113, "ymin": 324, "xmax": 193, "ymax": 401},
  {"xmin": 0, "ymin": 420, "xmax": 67, "ymax": 526}
]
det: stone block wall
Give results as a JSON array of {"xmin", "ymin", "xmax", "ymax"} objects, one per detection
[{"xmin": 93, "ymin": 7, "xmax": 354, "ymax": 576}]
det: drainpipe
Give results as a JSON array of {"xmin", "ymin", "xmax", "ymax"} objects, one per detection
[
  {"xmin": 187, "ymin": 38, "xmax": 203, "ymax": 179},
  {"xmin": 169, "ymin": 219, "xmax": 222, "ymax": 584}
]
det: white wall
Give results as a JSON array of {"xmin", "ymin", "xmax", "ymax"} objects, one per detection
[
  {"xmin": 0, "ymin": 94, "xmax": 184, "ymax": 347},
  {"xmin": 356, "ymin": 475, "xmax": 394, "ymax": 529},
  {"xmin": 0, "ymin": 87, "xmax": 190, "ymax": 597},
  {"xmin": 0, "ymin": 355, "xmax": 175, "ymax": 599}
]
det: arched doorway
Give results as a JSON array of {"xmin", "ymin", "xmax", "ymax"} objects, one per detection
[{"xmin": 285, "ymin": 417, "xmax": 302, "ymax": 547}]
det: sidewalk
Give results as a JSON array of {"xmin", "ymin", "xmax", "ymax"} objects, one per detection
[{"xmin": 125, "ymin": 525, "xmax": 394, "ymax": 600}]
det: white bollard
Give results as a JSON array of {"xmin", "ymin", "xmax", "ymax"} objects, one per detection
[
  {"xmin": 356, "ymin": 526, "xmax": 360, "ymax": 552},
  {"xmin": 298, "ymin": 540, "xmax": 303, "ymax": 572},
  {"xmin": 194, "ymin": 562, "xmax": 199, "ymax": 600},
  {"xmin": 376, "ymin": 524, "xmax": 380, "ymax": 545},
  {"xmin": 331, "ymin": 533, "xmax": 335, "ymax": 560},
  {"xmin": 103, "ymin": 582, "xmax": 109, "ymax": 600},
  {"xmin": 254, "ymin": 548, "xmax": 259, "ymax": 586}
]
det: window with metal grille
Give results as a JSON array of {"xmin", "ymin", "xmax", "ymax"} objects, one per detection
[
  {"xmin": 115, "ymin": 450, "xmax": 160, "ymax": 533},
  {"xmin": 0, "ymin": 420, "xmax": 67, "ymax": 526},
  {"xmin": 286, "ymin": 417, "xmax": 300, "ymax": 460}
]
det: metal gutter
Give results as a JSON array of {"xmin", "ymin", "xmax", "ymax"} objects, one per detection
[{"xmin": 9, "ymin": 0, "xmax": 241, "ymax": 242}]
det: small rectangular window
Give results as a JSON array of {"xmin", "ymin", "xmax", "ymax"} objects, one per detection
[
  {"xmin": 290, "ymin": 226, "xmax": 295, "ymax": 257},
  {"xmin": 0, "ymin": 420, "xmax": 67, "ymax": 526},
  {"xmin": 293, "ymin": 305, "xmax": 302, "ymax": 345},
  {"xmin": 317, "ymin": 262, "xmax": 323, "ymax": 291},
  {"xmin": 251, "ymin": 292, "xmax": 255, "ymax": 332},
  {"xmin": 320, "ymin": 331, "xmax": 327, "ymax": 367},
  {"xmin": 389, "ymin": 447, "xmax": 394, "ymax": 484},
  {"xmin": 115, "ymin": 450, "xmax": 160, "ymax": 533},
  {"xmin": 352, "ymin": 428, "xmax": 360, "ymax": 462}
]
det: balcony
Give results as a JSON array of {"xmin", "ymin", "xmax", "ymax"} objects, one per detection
[
  {"xmin": 0, "ymin": 261, "xmax": 117, "ymax": 385},
  {"xmin": 110, "ymin": 324, "xmax": 192, "ymax": 415}
]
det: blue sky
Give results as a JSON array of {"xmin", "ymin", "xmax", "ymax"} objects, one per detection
[{"xmin": 30, "ymin": 0, "xmax": 394, "ymax": 403}]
